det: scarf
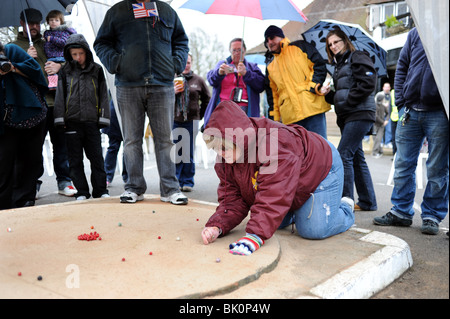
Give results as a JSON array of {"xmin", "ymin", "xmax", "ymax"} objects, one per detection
[{"xmin": 175, "ymin": 71, "xmax": 192, "ymax": 121}]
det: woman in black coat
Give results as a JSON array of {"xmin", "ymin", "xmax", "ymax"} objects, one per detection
[{"xmin": 320, "ymin": 27, "xmax": 378, "ymax": 211}]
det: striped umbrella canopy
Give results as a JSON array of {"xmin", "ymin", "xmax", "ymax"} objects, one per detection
[
  {"xmin": 180, "ymin": 0, "xmax": 307, "ymax": 60},
  {"xmin": 180, "ymin": 0, "xmax": 308, "ymax": 22}
]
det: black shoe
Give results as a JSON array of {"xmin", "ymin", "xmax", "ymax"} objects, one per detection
[
  {"xmin": 421, "ymin": 220, "xmax": 439, "ymax": 235},
  {"xmin": 373, "ymin": 212, "xmax": 412, "ymax": 227},
  {"xmin": 23, "ymin": 200, "xmax": 35, "ymax": 207}
]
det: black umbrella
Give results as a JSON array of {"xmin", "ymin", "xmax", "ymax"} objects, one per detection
[
  {"xmin": 0, "ymin": 0, "xmax": 78, "ymax": 28},
  {"xmin": 302, "ymin": 19, "xmax": 387, "ymax": 77}
]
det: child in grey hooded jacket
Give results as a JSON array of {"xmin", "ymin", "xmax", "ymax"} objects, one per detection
[{"xmin": 54, "ymin": 33, "xmax": 110, "ymax": 200}]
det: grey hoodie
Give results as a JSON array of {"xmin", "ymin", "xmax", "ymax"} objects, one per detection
[{"xmin": 54, "ymin": 34, "xmax": 110, "ymax": 127}]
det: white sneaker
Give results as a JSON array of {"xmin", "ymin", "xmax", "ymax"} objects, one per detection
[
  {"xmin": 76, "ymin": 196, "xmax": 87, "ymax": 201},
  {"xmin": 341, "ymin": 197, "xmax": 355, "ymax": 213},
  {"xmin": 59, "ymin": 185, "xmax": 77, "ymax": 197},
  {"xmin": 120, "ymin": 191, "xmax": 144, "ymax": 203},
  {"xmin": 181, "ymin": 186, "xmax": 193, "ymax": 192},
  {"xmin": 161, "ymin": 192, "xmax": 188, "ymax": 205},
  {"xmin": 100, "ymin": 193, "xmax": 110, "ymax": 198}
]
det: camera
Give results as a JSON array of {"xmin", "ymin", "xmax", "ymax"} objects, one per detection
[
  {"xmin": 0, "ymin": 54, "xmax": 12, "ymax": 73},
  {"xmin": 231, "ymin": 87, "xmax": 248, "ymax": 103}
]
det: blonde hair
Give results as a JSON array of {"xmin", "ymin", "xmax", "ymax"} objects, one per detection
[{"xmin": 203, "ymin": 134, "xmax": 235, "ymax": 152}]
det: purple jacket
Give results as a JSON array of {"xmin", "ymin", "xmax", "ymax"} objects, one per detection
[
  {"xmin": 44, "ymin": 25, "xmax": 77, "ymax": 59},
  {"xmin": 203, "ymin": 56, "xmax": 265, "ymax": 126}
]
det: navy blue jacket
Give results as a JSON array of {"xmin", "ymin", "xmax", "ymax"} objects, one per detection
[
  {"xmin": 93, "ymin": 0, "xmax": 189, "ymax": 87},
  {"xmin": 394, "ymin": 28, "xmax": 443, "ymax": 111}
]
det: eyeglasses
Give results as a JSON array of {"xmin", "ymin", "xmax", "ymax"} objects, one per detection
[
  {"xmin": 328, "ymin": 39, "xmax": 343, "ymax": 48},
  {"xmin": 231, "ymin": 48, "xmax": 243, "ymax": 53}
]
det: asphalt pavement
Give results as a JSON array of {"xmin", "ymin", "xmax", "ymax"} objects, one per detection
[{"xmin": 33, "ymin": 132, "xmax": 449, "ymax": 299}]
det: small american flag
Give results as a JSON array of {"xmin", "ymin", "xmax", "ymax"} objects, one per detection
[{"xmin": 132, "ymin": 2, "xmax": 159, "ymax": 19}]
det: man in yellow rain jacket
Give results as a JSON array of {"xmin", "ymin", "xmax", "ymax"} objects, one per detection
[{"xmin": 264, "ymin": 25, "xmax": 330, "ymax": 138}]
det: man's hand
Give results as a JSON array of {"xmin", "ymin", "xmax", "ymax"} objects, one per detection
[
  {"xmin": 218, "ymin": 63, "xmax": 234, "ymax": 76},
  {"xmin": 44, "ymin": 61, "xmax": 61, "ymax": 76},
  {"xmin": 27, "ymin": 45, "xmax": 38, "ymax": 59},
  {"xmin": 237, "ymin": 62, "xmax": 247, "ymax": 76}
]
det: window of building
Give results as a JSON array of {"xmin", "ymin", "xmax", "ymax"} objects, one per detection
[{"xmin": 369, "ymin": 1, "xmax": 410, "ymax": 35}]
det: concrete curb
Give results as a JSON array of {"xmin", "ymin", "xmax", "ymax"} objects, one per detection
[
  {"xmin": 307, "ymin": 228, "xmax": 413, "ymax": 299},
  {"xmin": 2, "ymin": 197, "xmax": 414, "ymax": 299}
]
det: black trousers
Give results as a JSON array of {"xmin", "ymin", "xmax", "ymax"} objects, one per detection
[
  {"xmin": 65, "ymin": 122, "xmax": 108, "ymax": 198},
  {"xmin": 0, "ymin": 120, "xmax": 46, "ymax": 210}
]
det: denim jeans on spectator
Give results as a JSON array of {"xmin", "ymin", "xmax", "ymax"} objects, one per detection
[
  {"xmin": 173, "ymin": 120, "xmax": 195, "ymax": 188},
  {"xmin": 39, "ymin": 107, "xmax": 72, "ymax": 190},
  {"xmin": 104, "ymin": 135, "xmax": 128, "ymax": 183},
  {"xmin": 117, "ymin": 85, "xmax": 179, "ymax": 197},
  {"xmin": 293, "ymin": 112, "xmax": 327, "ymax": 139},
  {"xmin": 390, "ymin": 108, "xmax": 449, "ymax": 223},
  {"xmin": 279, "ymin": 140, "xmax": 354, "ymax": 239},
  {"xmin": 337, "ymin": 120, "xmax": 377, "ymax": 210}
]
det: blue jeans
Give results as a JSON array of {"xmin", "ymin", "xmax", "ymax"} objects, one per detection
[
  {"xmin": 293, "ymin": 112, "xmax": 327, "ymax": 139},
  {"xmin": 338, "ymin": 120, "xmax": 377, "ymax": 210},
  {"xmin": 279, "ymin": 141, "xmax": 354, "ymax": 239},
  {"xmin": 39, "ymin": 106, "xmax": 72, "ymax": 190},
  {"xmin": 116, "ymin": 85, "xmax": 179, "ymax": 197},
  {"xmin": 390, "ymin": 108, "xmax": 449, "ymax": 223},
  {"xmin": 173, "ymin": 120, "xmax": 195, "ymax": 188},
  {"xmin": 104, "ymin": 135, "xmax": 128, "ymax": 183}
]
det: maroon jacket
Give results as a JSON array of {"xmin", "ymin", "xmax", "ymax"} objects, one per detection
[{"xmin": 204, "ymin": 101, "xmax": 332, "ymax": 240}]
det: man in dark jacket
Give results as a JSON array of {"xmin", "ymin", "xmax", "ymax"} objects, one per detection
[
  {"xmin": 373, "ymin": 28, "xmax": 449, "ymax": 235},
  {"xmin": 94, "ymin": 0, "xmax": 189, "ymax": 205},
  {"xmin": 13, "ymin": 8, "xmax": 76, "ymax": 198}
]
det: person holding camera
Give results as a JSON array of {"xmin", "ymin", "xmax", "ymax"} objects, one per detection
[
  {"xmin": 0, "ymin": 42, "xmax": 48, "ymax": 209},
  {"xmin": 203, "ymin": 38, "xmax": 265, "ymax": 127}
]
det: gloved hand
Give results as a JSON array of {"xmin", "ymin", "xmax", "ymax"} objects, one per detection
[{"xmin": 229, "ymin": 234, "xmax": 264, "ymax": 256}]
